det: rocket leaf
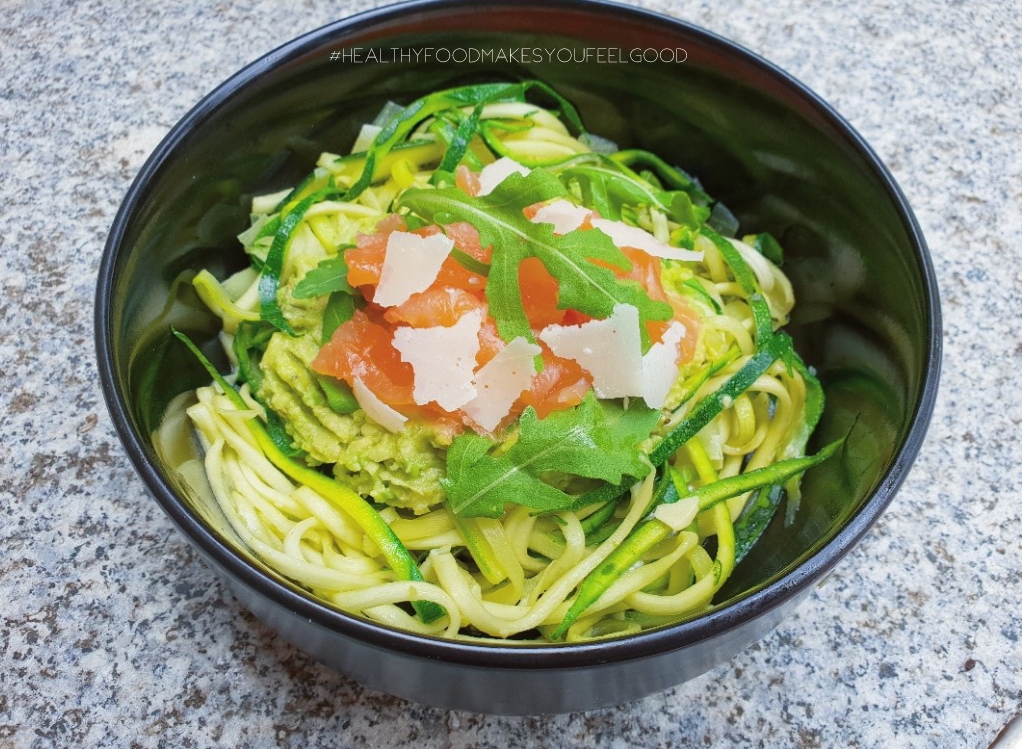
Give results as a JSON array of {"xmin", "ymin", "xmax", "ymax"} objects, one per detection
[
  {"xmin": 397, "ymin": 169, "xmax": 673, "ymax": 347},
  {"xmin": 441, "ymin": 393, "xmax": 660, "ymax": 518},
  {"xmin": 292, "ymin": 250, "xmax": 355, "ymax": 299},
  {"xmin": 441, "ymin": 434, "xmax": 574, "ymax": 518},
  {"xmin": 555, "ymin": 154, "xmax": 710, "ymax": 227}
]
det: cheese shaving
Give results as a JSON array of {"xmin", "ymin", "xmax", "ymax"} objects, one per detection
[
  {"xmin": 374, "ymin": 231, "xmax": 454, "ymax": 307},
  {"xmin": 539, "ymin": 304, "xmax": 643, "ymax": 399},
  {"xmin": 477, "ymin": 157, "xmax": 531, "ymax": 196},
  {"xmin": 393, "ymin": 311, "xmax": 483, "ymax": 411},
  {"xmin": 462, "ymin": 337, "xmax": 541, "ymax": 432},
  {"xmin": 351, "ymin": 377, "xmax": 408, "ymax": 433},
  {"xmin": 640, "ymin": 321, "xmax": 686, "ymax": 409},
  {"xmin": 653, "ymin": 496, "xmax": 700, "ymax": 531},
  {"xmin": 529, "ymin": 199, "xmax": 592, "ymax": 235},
  {"xmin": 590, "ymin": 218, "xmax": 703, "ymax": 261},
  {"xmin": 539, "ymin": 304, "xmax": 685, "ymax": 407}
]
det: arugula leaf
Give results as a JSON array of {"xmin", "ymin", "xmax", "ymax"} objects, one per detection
[
  {"xmin": 441, "ymin": 433, "xmax": 575, "ymax": 518},
  {"xmin": 398, "ymin": 169, "xmax": 672, "ymax": 347},
  {"xmin": 598, "ymin": 397, "xmax": 664, "ymax": 460},
  {"xmin": 667, "ymin": 191, "xmax": 708, "ymax": 229},
  {"xmin": 292, "ymin": 250, "xmax": 355, "ymax": 299},
  {"xmin": 321, "ymin": 291, "xmax": 356, "ymax": 344},
  {"xmin": 609, "ymin": 149, "xmax": 713, "ymax": 205},
  {"xmin": 510, "ymin": 396, "xmax": 656, "ymax": 481},
  {"xmin": 555, "ymin": 154, "xmax": 710, "ymax": 229},
  {"xmin": 558, "ymin": 158, "xmax": 654, "ymax": 220},
  {"xmin": 441, "ymin": 393, "xmax": 660, "ymax": 518}
]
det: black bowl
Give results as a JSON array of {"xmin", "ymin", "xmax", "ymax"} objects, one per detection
[{"xmin": 95, "ymin": 0, "xmax": 940, "ymax": 714}]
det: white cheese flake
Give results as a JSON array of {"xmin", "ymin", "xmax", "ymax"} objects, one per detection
[
  {"xmin": 539, "ymin": 304, "xmax": 687, "ymax": 407},
  {"xmin": 462, "ymin": 337, "xmax": 542, "ymax": 432},
  {"xmin": 590, "ymin": 218, "xmax": 703, "ymax": 261},
  {"xmin": 539, "ymin": 304, "xmax": 644, "ymax": 399},
  {"xmin": 477, "ymin": 156, "xmax": 530, "ymax": 196},
  {"xmin": 653, "ymin": 496, "xmax": 700, "ymax": 531},
  {"xmin": 374, "ymin": 231, "xmax": 454, "ymax": 308},
  {"xmin": 640, "ymin": 321, "xmax": 686, "ymax": 409},
  {"xmin": 393, "ymin": 311, "xmax": 483, "ymax": 411},
  {"xmin": 529, "ymin": 199, "xmax": 591, "ymax": 235},
  {"xmin": 351, "ymin": 377, "xmax": 407, "ymax": 433}
]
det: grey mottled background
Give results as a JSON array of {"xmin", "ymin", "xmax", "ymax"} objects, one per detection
[{"xmin": 2, "ymin": 1, "xmax": 1020, "ymax": 747}]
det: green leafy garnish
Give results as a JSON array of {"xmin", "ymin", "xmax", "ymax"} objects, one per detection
[
  {"xmin": 291, "ymin": 250, "xmax": 359, "ymax": 344},
  {"xmin": 555, "ymin": 154, "xmax": 709, "ymax": 228},
  {"xmin": 398, "ymin": 169, "xmax": 673, "ymax": 347},
  {"xmin": 292, "ymin": 251, "xmax": 355, "ymax": 299},
  {"xmin": 321, "ymin": 291, "xmax": 356, "ymax": 344},
  {"xmin": 441, "ymin": 393, "xmax": 661, "ymax": 518}
]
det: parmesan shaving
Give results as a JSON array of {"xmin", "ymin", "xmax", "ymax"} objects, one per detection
[
  {"xmin": 393, "ymin": 311, "xmax": 483, "ymax": 411},
  {"xmin": 539, "ymin": 304, "xmax": 643, "ymax": 399},
  {"xmin": 374, "ymin": 231, "xmax": 454, "ymax": 307},
  {"xmin": 539, "ymin": 305, "xmax": 685, "ymax": 407},
  {"xmin": 462, "ymin": 337, "xmax": 541, "ymax": 432},
  {"xmin": 529, "ymin": 199, "xmax": 591, "ymax": 235},
  {"xmin": 477, "ymin": 157, "xmax": 530, "ymax": 196},
  {"xmin": 590, "ymin": 218, "xmax": 703, "ymax": 261},
  {"xmin": 351, "ymin": 377, "xmax": 408, "ymax": 433},
  {"xmin": 640, "ymin": 321, "xmax": 686, "ymax": 409},
  {"xmin": 653, "ymin": 496, "xmax": 700, "ymax": 531}
]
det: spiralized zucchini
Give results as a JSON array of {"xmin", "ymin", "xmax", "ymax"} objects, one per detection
[{"xmin": 165, "ymin": 81, "xmax": 828, "ymax": 643}]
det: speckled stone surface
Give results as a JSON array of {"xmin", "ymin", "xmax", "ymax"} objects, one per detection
[{"xmin": 2, "ymin": 0, "xmax": 1020, "ymax": 746}]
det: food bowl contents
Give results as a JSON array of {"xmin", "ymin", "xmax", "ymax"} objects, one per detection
[{"xmin": 166, "ymin": 80, "xmax": 838, "ymax": 643}]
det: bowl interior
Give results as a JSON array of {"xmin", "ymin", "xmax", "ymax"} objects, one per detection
[{"xmin": 99, "ymin": 0, "xmax": 938, "ymax": 651}]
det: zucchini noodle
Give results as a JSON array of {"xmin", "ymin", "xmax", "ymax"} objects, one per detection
[{"xmin": 166, "ymin": 81, "xmax": 826, "ymax": 643}]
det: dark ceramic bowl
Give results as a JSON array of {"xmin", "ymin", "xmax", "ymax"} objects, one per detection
[{"xmin": 95, "ymin": 0, "xmax": 940, "ymax": 715}]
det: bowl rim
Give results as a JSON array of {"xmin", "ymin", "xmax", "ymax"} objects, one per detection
[{"xmin": 95, "ymin": 0, "xmax": 942, "ymax": 669}]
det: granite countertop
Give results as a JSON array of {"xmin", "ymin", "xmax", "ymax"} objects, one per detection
[{"xmin": 3, "ymin": 1, "xmax": 1020, "ymax": 746}]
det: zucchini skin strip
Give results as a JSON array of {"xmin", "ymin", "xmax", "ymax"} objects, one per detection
[{"xmin": 732, "ymin": 351, "xmax": 826, "ymax": 562}]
